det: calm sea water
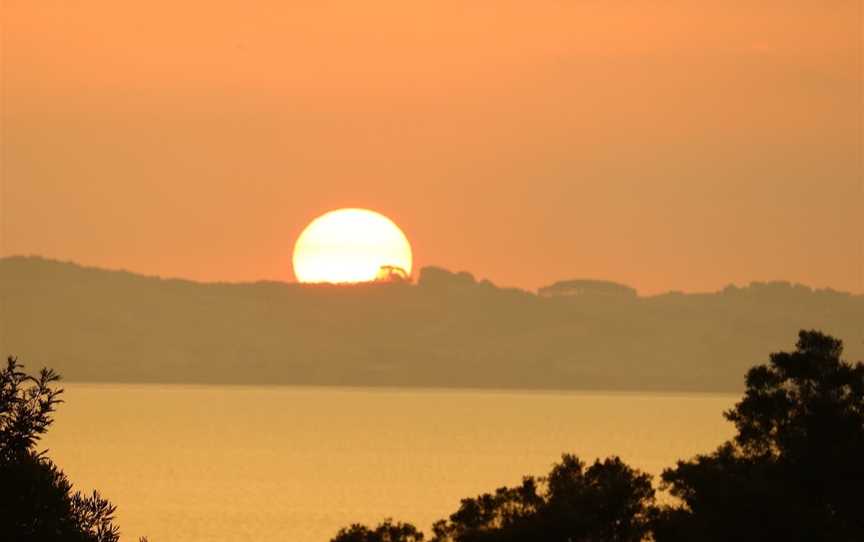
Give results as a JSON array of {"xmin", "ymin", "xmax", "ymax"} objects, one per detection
[{"xmin": 43, "ymin": 384, "xmax": 736, "ymax": 542}]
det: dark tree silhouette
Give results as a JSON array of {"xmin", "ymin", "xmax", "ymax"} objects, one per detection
[
  {"xmin": 331, "ymin": 519, "xmax": 425, "ymax": 542},
  {"xmin": 656, "ymin": 330, "xmax": 864, "ymax": 541},
  {"xmin": 331, "ymin": 456, "xmax": 654, "ymax": 542},
  {"xmin": 0, "ymin": 356, "xmax": 124, "ymax": 542},
  {"xmin": 430, "ymin": 455, "xmax": 654, "ymax": 542}
]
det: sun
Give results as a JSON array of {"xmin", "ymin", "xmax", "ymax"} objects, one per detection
[{"xmin": 292, "ymin": 208, "xmax": 413, "ymax": 284}]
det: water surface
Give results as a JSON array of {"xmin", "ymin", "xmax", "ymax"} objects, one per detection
[{"xmin": 44, "ymin": 384, "xmax": 736, "ymax": 541}]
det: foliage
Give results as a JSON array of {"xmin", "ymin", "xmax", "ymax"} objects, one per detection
[
  {"xmin": 328, "ymin": 456, "xmax": 654, "ymax": 542},
  {"xmin": 430, "ymin": 455, "xmax": 654, "ymax": 542},
  {"xmin": 0, "ymin": 356, "xmax": 63, "ymax": 460},
  {"xmin": 0, "ymin": 356, "xmax": 123, "ymax": 542},
  {"xmin": 331, "ymin": 519, "xmax": 425, "ymax": 542},
  {"xmin": 330, "ymin": 456, "xmax": 654, "ymax": 542},
  {"xmin": 657, "ymin": 330, "xmax": 864, "ymax": 541}
]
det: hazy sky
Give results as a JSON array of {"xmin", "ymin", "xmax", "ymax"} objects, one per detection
[{"xmin": 2, "ymin": 1, "xmax": 861, "ymax": 294}]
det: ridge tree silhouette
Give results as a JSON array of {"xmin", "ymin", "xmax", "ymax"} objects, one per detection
[
  {"xmin": 0, "ymin": 356, "xmax": 129, "ymax": 542},
  {"xmin": 655, "ymin": 330, "xmax": 864, "ymax": 541},
  {"xmin": 331, "ymin": 519, "xmax": 425, "ymax": 542}
]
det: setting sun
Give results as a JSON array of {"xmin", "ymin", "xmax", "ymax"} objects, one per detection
[{"xmin": 292, "ymin": 208, "xmax": 413, "ymax": 284}]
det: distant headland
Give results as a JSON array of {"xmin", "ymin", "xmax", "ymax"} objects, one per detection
[{"xmin": 1, "ymin": 255, "xmax": 861, "ymax": 392}]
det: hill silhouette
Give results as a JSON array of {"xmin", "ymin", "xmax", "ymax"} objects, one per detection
[{"xmin": 1, "ymin": 256, "xmax": 862, "ymax": 392}]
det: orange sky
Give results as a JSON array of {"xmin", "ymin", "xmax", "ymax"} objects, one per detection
[{"xmin": 1, "ymin": 1, "xmax": 862, "ymax": 294}]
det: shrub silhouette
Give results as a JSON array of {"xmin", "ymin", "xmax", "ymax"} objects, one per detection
[
  {"xmin": 330, "ymin": 454, "xmax": 657, "ymax": 542},
  {"xmin": 332, "ymin": 455, "xmax": 656, "ymax": 542},
  {"xmin": 430, "ymin": 455, "xmax": 654, "ymax": 542},
  {"xmin": 331, "ymin": 519, "xmax": 425, "ymax": 542},
  {"xmin": 0, "ymin": 356, "xmax": 125, "ymax": 542},
  {"xmin": 656, "ymin": 330, "xmax": 864, "ymax": 541}
]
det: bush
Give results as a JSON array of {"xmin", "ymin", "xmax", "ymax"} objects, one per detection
[{"xmin": 0, "ymin": 356, "xmax": 123, "ymax": 542}]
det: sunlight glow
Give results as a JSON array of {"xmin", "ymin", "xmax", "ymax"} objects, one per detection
[{"xmin": 292, "ymin": 208, "xmax": 413, "ymax": 284}]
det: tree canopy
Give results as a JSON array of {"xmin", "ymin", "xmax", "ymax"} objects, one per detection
[
  {"xmin": 657, "ymin": 330, "xmax": 864, "ymax": 541},
  {"xmin": 430, "ymin": 455, "xmax": 654, "ymax": 542},
  {"xmin": 0, "ymin": 357, "xmax": 123, "ymax": 542},
  {"xmin": 332, "ymin": 519, "xmax": 425, "ymax": 542}
]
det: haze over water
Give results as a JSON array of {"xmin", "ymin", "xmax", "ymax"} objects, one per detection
[{"xmin": 44, "ymin": 384, "xmax": 735, "ymax": 542}]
